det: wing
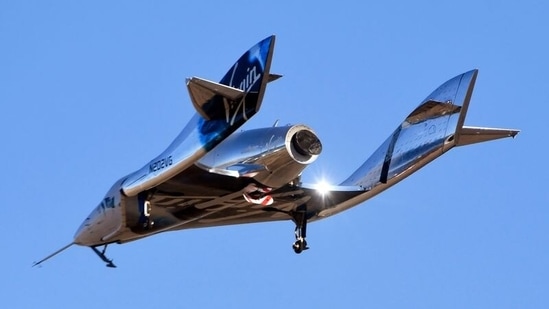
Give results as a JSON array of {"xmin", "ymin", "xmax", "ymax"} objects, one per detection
[
  {"xmin": 137, "ymin": 70, "xmax": 518, "ymax": 235},
  {"xmin": 115, "ymin": 69, "xmax": 518, "ymax": 245}
]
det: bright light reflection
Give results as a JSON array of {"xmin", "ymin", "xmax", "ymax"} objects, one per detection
[{"xmin": 315, "ymin": 180, "xmax": 332, "ymax": 196}]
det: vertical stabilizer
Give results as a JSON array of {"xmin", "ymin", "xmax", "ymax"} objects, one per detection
[{"xmin": 186, "ymin": 35, "xmax": 276, "ymax": 122}]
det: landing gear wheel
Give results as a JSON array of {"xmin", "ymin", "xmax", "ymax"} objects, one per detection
[
  {"xmin": 292, "ymin": 238, "xmax": 308, "ymax": 254},
  {"xmin": 261, "ymin": 204, "xmax": 311, "ymax": 254}
]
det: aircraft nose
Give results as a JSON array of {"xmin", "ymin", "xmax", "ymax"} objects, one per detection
[{"xmin": 73, "ymin": 217, "xmax": 92, "ymax": 245}]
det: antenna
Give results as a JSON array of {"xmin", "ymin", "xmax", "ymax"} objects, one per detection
[{"xmin": 33, "ymin": 242, "xmax": 74, "ymax": 267}]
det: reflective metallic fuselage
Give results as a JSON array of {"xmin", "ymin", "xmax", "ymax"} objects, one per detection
[
  {"xmin": 32, "ymin": 35, "xmax": 517, "ymax": 268},
  {"xmin": 73, "ymin": 124, "xmax": 322, "ymax": 246}
]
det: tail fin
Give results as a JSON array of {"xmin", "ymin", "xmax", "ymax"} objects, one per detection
[
  {"xmin": 341, "ymin": 69, "xmax": 519, "ymax": 189},
  {"xmin": 122, "ymin": 37, "xmax": 277, "ymax": 196},
  {"xmin": 187, "ymin": 35, "xmax": 276, "ymax": 123}
]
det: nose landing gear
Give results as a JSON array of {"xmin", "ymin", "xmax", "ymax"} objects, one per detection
[{"xmin": 91, "ymin": 245, "xmax": 116, "ymax": 268}]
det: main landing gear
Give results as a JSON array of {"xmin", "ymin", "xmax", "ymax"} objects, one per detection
[
  {"xmin": 264, "ymin": 204, "xmax": 310, "ymax": 254},
  {"xmin": 291, "ymin": 208, "xmax": 309, "ymax": 254}
]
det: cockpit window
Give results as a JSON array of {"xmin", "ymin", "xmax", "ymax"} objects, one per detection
[{"xmin": 103, "ymin": 197, "xmax": 115, "ymax": 209}]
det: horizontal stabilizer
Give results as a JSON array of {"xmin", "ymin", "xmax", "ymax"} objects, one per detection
[
  {"xmin": 268, "ymin": 74, "xmax": 283, "ymax": 83},
  {"xmin": 187, "ymin": 77, "xmax": 245, "ymax": 120},
  {"xmin": 455, "ymin": 126, "xmax": 520, "ymax": 146}
]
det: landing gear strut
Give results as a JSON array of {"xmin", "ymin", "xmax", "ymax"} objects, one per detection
[
  {"xmin": 291, "ymin": 208, "xmax": 309, "ymax": 254},
  {"xmin": 91, "ymin": 245, "xmax": 116, "ymax": 268},
  {"xmin": 262, "ymin": 204, "xmax": 310, "ymax": 254}
]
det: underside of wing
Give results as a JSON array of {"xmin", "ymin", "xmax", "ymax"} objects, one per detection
[{"xmin": 121, "ymin": 165, "xmax": 365, "ymax": 238}]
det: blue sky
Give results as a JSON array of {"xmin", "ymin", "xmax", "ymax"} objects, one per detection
[{"xmin": 1, "ymin": 1, "xmax": 547, "ymax": 308}]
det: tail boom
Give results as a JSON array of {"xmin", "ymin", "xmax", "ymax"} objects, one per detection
[
  {"xmin": 320, "ymin": 69, "xmax": 519, "ymax": 217},
  {"xmin": 122, "ymin": 36, "xmax": 276, "ymax": 196}
]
